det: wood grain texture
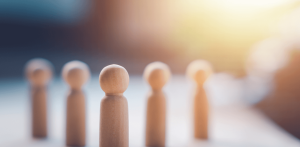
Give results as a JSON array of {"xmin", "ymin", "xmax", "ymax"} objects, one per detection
[
  {"xmin": 99, "ymin": 64, "xmax": 129, "ymax": 95},
  {"xmin": 99, "ymin": 64, "xmax": 129, "ymax": 147},
  {"xmin": 100, "ymin": 95, "xmax": 129, "ymax": 147}
]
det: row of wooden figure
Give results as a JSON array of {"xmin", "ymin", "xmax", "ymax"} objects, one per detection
[{"xmin": 25, "ymin": 58, "xmax": 213, "ymax": 147}]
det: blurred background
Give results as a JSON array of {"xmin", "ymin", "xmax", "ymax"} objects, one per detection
[
  {"xmin": 2, "ymin": 0, "xmax": 300, "ymax": 145},
  {"xmin": 2, "ymin": 0, "xmax": 300, "ymax": 76}
]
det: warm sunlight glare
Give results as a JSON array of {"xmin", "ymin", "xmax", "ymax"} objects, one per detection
[{"xmin": 170, "ymin": 0, "xmax": 299, "ymax": 74}]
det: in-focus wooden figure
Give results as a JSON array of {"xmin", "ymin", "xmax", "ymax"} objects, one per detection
[
  {"xmin": 144, "ymin": 62, "xmax": 171, "ymax": 147},
  {"xmin": 25, "ymin": 58, "xmax": 53, "ymax": 138},
  {"xmin": 99, "ymin": 64, "xmax": 129, "ymax": 147},
  {"xmin": 186, "ymin": 60, "xmax": 213, "ymax": 140},
  {"xmin": 62, "ymin": 60, "xmax": 90, "ymax": 146}
]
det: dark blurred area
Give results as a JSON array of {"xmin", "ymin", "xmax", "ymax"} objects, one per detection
[
  {"xmin": 0, "ymin": 0, "xmax": 186, "ymax": 78},
  {"xmin": 257, "ymin": 51, "xmax": 300, "ymax": 139}
]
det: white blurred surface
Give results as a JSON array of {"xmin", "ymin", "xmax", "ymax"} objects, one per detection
[{"xmin": 0, "ymin": 75, "xmax": 299, "ymax": 147}]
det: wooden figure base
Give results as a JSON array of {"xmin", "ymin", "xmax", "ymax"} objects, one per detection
[
  {"xmin": 100, "ymin": 95, "xmax": 129, "ymax": 147},
  {"xmin": 32, "ymin": 87, "xmax": 47, "ymax": 138}
]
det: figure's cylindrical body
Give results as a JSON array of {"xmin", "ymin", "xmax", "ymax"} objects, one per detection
[
  {"xmin": 31, "ymin": 86, "xmax": 47, "ymax": 138},
  {"xmin": 194, "ymin": 86, "xmax": 209, "ymax": 139},
  {"xmin": 145, "ymin": 90, "xmax": 166, "ymax": 147},
  {"xmin": 66, "ymin": 90, "xmax": 86, "ymax": 146},
  {"xmin": 100, "ymin": 95, "xmax": 128, "ymax": 147}
]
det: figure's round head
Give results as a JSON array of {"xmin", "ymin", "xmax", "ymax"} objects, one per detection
[
  {"xmin": 99, "ymin": 64, "xmax": 129, "ymax": 95},
  {"xmin": 144, "ymin": 62, "xmax": 171, "ymax": 90},
  {"xmin": 62, "ymin": 60, "xmax": 90, "ymax": 90},
  {"xmin": 186, "ymin": 60, "xmax": 213, "ymax": 85},
  {"xmin": 25, "ymin": 58, "xmax": 53, "ymax": 86}
]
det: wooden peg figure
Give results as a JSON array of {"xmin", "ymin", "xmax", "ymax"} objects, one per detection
[
  {"xmin": 144, "ymin": 62, "xmax": 171, "ymax": 147},
  {"xmin": 99, "ymin": 64, "xmax": 129, "ymax": 147},
  {"xmin": 62, "ymin": 60, "xmax": 90, "ymax": 146},
  {"xmin": 25, "ymin": 58, "xmax": 53, "ymax": 138},
  {"xmin": 186, "ymin": 60, "xmax": 213, "ymax": 140}
]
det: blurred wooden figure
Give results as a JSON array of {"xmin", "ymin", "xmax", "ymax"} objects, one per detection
[
  {"xmin": 62, "ymin": 60, "xmax": 90, "ymax": 146},
  {"xmin": 99, "ymin": 64, "xmax": 129, "ymax": 147},
  {"xmin": 25, "ymin": 58, "xmax": 53, "ymax": 138},
  {"xmin": 186, "ymin": 60, "xmax": 213, "ymax": 139},
  {"xmin": 144, "ymin": 62, "xmax": 171, "ymax": 147}
]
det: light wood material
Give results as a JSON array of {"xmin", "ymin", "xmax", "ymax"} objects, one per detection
[
  {"xmin": 66, "ymin": 90, "xmax": 86, "ymax": 146},
  {"xmin": 31, "ymin": 86, "xmax": 47, "ymax": 138},
  {"xmin": 25, "ymin": 58, "xmax": 53, "ymax": 138},
  {"xmin": 99, "ymin": 64, "xmax": 129, "ymax": 147},
  {"xmin": 144, "ymin": 62, "xmax": 171, "ymax": 147},
  {"xmin": 145, "ymin": 90, "xmax": 166, "ymax": 147},
  {"xmin": 186, "ymin": 60, "xmax": 213, "ymax": 140},
  {"xmin": 62, "ymin": 60, "xmax": 90, "ymax": 146},
  {"xmin": 193, "ymin": 85, "xmax": 209, "ymax": 139}
]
